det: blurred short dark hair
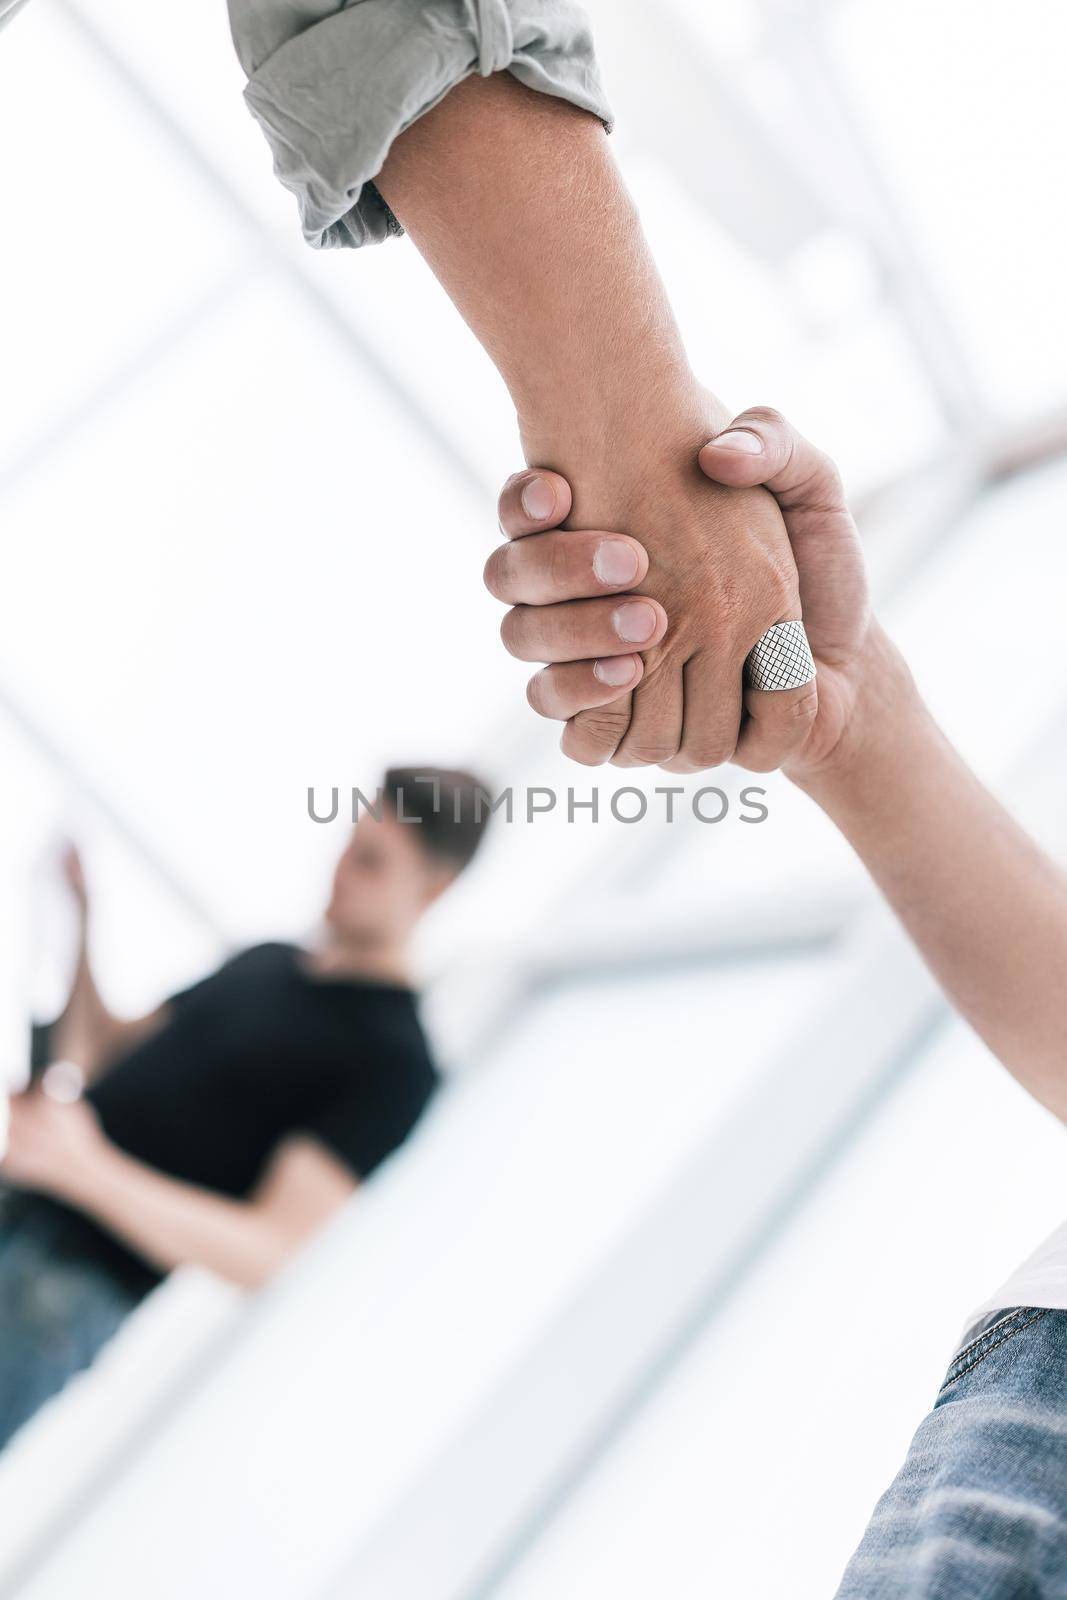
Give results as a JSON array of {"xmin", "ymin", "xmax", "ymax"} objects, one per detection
[{"xmin": 383, "ymin": 767, "xmax": 492, "ymax": 874}]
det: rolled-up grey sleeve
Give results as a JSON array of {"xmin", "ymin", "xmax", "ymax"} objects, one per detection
[{"xmin": 228, "ymin": 0, "xmax": 613, "ymax": 250}]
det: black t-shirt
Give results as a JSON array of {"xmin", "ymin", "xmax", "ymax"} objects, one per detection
[{"xmin": 26, "ymin": 943, "xmax": 438, "ymax": 1293}]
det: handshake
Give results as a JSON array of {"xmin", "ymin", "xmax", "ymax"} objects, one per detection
[{"xmin": 486, "ymin": 407, "xmax": 872, "ymax": 784}]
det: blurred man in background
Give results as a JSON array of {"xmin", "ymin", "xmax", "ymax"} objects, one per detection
[{"xmin": 0, "ymin": 767, "xmax": 489, "ymax": 1450}]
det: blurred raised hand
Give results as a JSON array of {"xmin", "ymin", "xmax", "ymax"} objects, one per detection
[{"xmin": 59, "ymin": 841, "xmax": 90, "ymax": 921}]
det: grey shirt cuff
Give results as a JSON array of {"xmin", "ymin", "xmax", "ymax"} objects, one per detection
[{"xmin": 229, "ymin": 0, "xmax": 613, "ymax": 250}]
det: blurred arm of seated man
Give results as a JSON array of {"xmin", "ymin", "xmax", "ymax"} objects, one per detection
[
  {"xmin": 491, "ymin": 417, "xmax": 1067, "ymax": 1593},
  {"xmin": 0, "ymin": 1097, "xmax": 353, "ymax": 1293},
  {"xmin": 0, "ymin": 767, "xmax": 489, "ymax": 1449},
  {"xmin": 229, "ymin": 5, "xmax": 813, "ymax": 774}
]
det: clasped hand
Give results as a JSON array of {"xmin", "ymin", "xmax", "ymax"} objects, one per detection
[
  {"xmin": 0, "ymin": 1086, "xmax": 103, "ymax": 1199},
  {"xmin": 486, "ymin": 408, "xmax": 871, "ymax": 781}
]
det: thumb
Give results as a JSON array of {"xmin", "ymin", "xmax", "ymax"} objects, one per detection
[
  {"xmin": 702, "ymin": 409, "xmax": 869, "ymax": 670},
  {"xmin": 698, "ymin": 407, "xmax": 847, "ymax": 519}
]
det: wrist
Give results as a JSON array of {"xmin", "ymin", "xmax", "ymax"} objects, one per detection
[
  {"xmin": 789, "ymin": 620, "xmax": 929, "ymax": 805},
  {"xmin": 51, "ymin": 1130, "xmax": 119, "ymax": 1207},
  {"xmin": 518, "ymin": 381, "xmax": 733, "ymax": 523}
]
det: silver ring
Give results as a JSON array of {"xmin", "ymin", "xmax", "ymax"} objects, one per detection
[{"xmin": 744, "ymin": 620, "xmax": 816, "ymax": 692}]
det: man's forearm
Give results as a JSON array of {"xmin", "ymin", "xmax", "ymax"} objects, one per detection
[
  {"xmin": 795, "ymin": 623, "xmax": 1067, "ymax": 1116},
  {"xmin": 378, "ymin": 69, "xmax": 806, "ymax": 772},
  {"xmin": 376, "ymin": 72, "xmax": 727, "ymax": 496},
  {"xmin": 57, "ymin": 1145, "xmax": 290, "ymax": 1288}
]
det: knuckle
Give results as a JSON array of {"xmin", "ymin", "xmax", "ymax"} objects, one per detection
[
  {"xmin": 742, "ymin": 688, "xmax": 819, "ymax": 772},
  {"xmin": 616, "ymin": 739, "xmax": 678, "ymax": 767},
  {"xmin": 790, "ymin": 678, "xmax": 825, "ymax": 723},
  {"xmin": 788, "ymin": 453, "xmax": 845, "ymax": 516},
  {"xmin": 682, "ymin": 738, "xmax": 736, "ymax": 771},
  {"xmin": 483, "ymin": 545, "xmax": 512, "ymax": 601},
  {"xmin": 738, "ymin": 750, "xmax": 777, "ymax": 774},
  {"xmin": 525, "ymin": 671, "xmax": 554, "ymax": 718},
  {"xmin": 499, "ymin": 606, "xmax": 531, "ymax": 658},
  {"xmin": 813, "ymin": 448, "xmax": 845, "ymax": 502},
  {"xmin": 573, "ymin": 705, "xmax": 630, "ymax": 743},
  {"xmin": 562, "ymin": 722, "xmax": 615, "ymax": 766},
  {"xmin": 547, "ymin": 534, "xmax": 577, "ymax": 597},
  {"xmin": 496, "ymin": 473, "xmax": 525, "ymax": 529},
  {"xmin": 558, "ymin": 603, "xmax": 596, "ymax": 657},
  {"xmin": 740, "ymin": 404, "xmax": 786, "ymax": 431},
  {"xmin": 563, "ymin": 744, "xmax": 610, "ymax": 768},
  {"xmin": 729, "ymin": 405, "xmax": 798, "ymax": 486},
  {"xmin": 785, "ymin": 683, "xmax": 820, "ymax": 728}
]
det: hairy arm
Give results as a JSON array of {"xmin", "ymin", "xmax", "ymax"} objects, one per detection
[
  {"xmin": 379, "ymin": 74, "xmax": 713, "ymax": 465},
  {"xmin": 375, "ymin": 73, "xmax": 808, "ymax": 771}
]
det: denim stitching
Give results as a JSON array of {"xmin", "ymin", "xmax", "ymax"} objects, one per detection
[
  {"xmin": 944, "ymin": 1307, "xmax": 1047, "ymax": 1382},
  {"xmin": 953, "ymin": 1308, "xmax": 1030, "ymax": 1365},
  {"xmin": 939, "ymin": 1307, "xmax": 1049, "ymax": 1394}
]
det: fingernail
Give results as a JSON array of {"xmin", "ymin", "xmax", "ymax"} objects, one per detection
[
  {"xmin": 613, "ymin": 601, "xmax": 657, "ymax": 642},
  {"xmin": 521, "ymin": 476, "xmax": 556, "ymax": 519},
  {"xmin": 594, "ymin": 655, "xmax": 638, "ymax": 687},
  {"xmin": 593, "ymin": 540, "xmax": 640, "ymax": 586},
  {"xmin": 712, "ymin": 430, "xmax": 763, "ymax": 454}
]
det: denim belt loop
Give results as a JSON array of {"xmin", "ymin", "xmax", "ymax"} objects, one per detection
[{"xmin": 476, "ymin": 0, "xmax": 514, "ymax": 75}]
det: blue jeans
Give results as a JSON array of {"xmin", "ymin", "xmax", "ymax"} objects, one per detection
[
  {"xmin": 0, "ymin": 1201, "xmax": 140, "ymax": 1451},
  {"xmin": 836, "ymin": 1307, "xmax": 1067, "ymax": 1597}
]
